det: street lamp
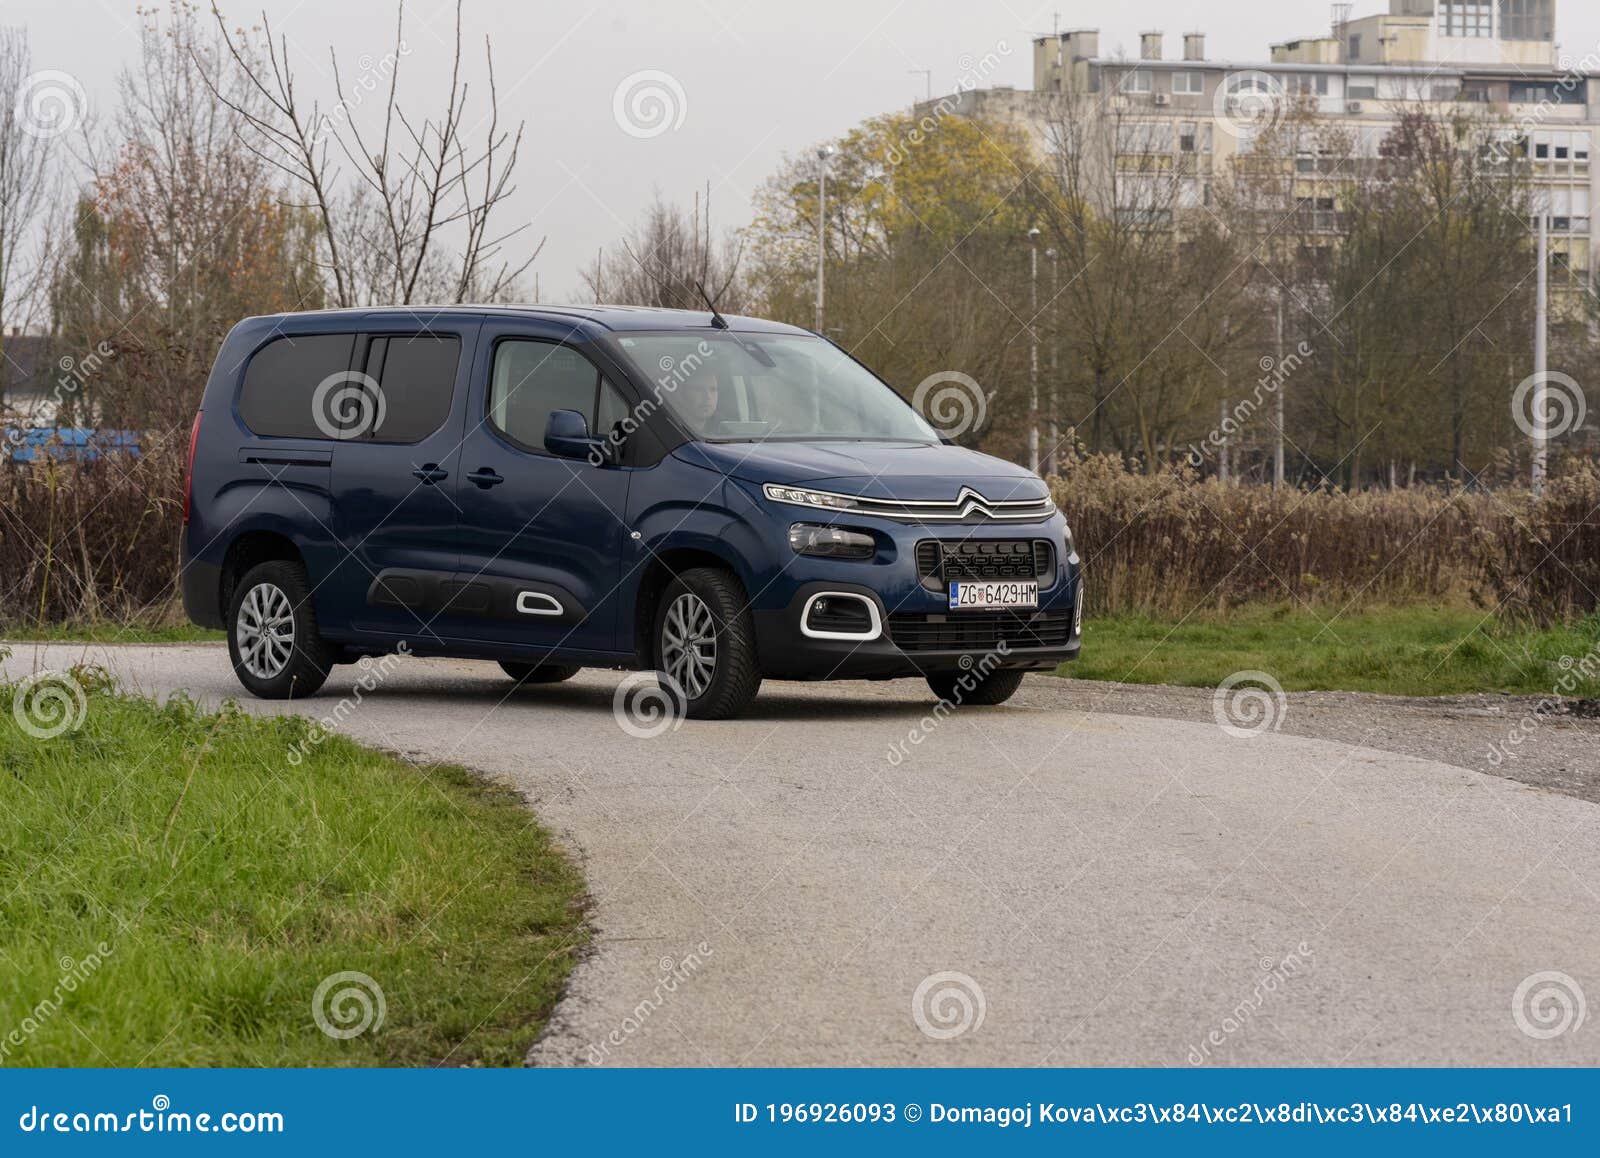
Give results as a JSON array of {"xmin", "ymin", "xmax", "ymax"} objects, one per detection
[
  {"xmin": 816, "ymin": 145, "xmax": 836, "ymax": 334},
  {"xmin": 1028, "ymin": 226, "xmax": 1041, "ymax": 475}
]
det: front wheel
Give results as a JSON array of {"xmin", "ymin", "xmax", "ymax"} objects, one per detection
[
  {"xmin": 926, "ymin": 666, "xmax": 1025, "ymax": 706},
  {"xmin": 653, "ymin": 567, "xmax": 762, "ymax": 720},
  {"xmin": 226, "ymin": 560, "xmax": 334, "ymax": 699}
]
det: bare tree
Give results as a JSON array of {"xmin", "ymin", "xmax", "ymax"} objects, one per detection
[
  {"xmin": 203, "ymin": 0, "xmax": 538, "ymax": 306},
  {"xmin": 0, "ymin": 26, "xmax": 64, "ymax": 403},
  {"xmin": 582, "ymin": 185, "xmax": 745, "ymax": 310}
]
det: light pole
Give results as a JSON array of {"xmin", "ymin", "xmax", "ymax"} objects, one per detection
[
  {"xmin": 815, "ymin": 145, "xmax": 835, "ymax": 334},
  {"xmin": 1046, "ymin": 246, "xmax": 1059, "ymax": 476},
  {"xmin": 1533, "ymin": 211, "xmax": 1549, "ymax": 498},
  {"xmin": 1028, "ymin": 227, "xmax": 1041, "ymax": 475}
]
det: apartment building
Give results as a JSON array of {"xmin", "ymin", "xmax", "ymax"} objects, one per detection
[{"xmin": 935, "ymin": 0, "xmax": 1597, "ymax": 281}]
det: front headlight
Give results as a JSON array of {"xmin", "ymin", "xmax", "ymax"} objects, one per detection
[
  {"xmin": 763, "ymin": 483, "xmax": 857, "ymax": 512},
  {"xmin": 1063, "ymin": 521, "xmax": 1079, "ymax": 565},
  {"xmin": 789, "ymin": 523, "xmax": 875, "ymax": 560}
]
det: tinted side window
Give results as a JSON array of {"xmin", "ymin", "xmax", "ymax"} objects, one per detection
[
  {"xmin": 238, "ymin": 334, "xmax": 356, "ymax": 439},
  {"xmin": 489, "ymin": 340, "xmax": 618, "ymax": 451},
  {"xmin": 362, "ymin": 334, "xmax": 460, "ymax": 443}
]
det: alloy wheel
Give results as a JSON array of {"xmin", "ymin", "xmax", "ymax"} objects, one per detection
[
  {"xmin": 236, "ymin": 582, "xmax": 295, "ymax": 679},
  {"xmin": 661, "ymin": 591, "xmax": 717, "ymax": 699}
]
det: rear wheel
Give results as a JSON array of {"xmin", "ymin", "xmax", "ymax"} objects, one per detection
[
  {"xmin": 226, "ymin": 560, "xmax": 333, "ymax": 699},
  {"xmin": 499, "ymin": 660, "xmax": 580, "ymax": 685},
  {"xmin": 926, "ymin": 666, "xmax": 1025, "ymax": 706},
  {"xmin": 653, "ymin": 567, "xmax": 761, "ymax": 720}
]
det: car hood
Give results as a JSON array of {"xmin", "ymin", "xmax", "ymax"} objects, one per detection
[{"xmin": 677, "ymin": 440, "xmax": 1050, "ymax": 503}]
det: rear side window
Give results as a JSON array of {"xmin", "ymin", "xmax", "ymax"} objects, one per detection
[
  {"xmin": 360, "ymin": 334, "xmax": 460, "ymax": 442},
  {"xmin": 238, "ymin": 334, "xmax": 356, "ymax": 439},
  {"xmin": 489, "ymin": 340, "xmax": 625, "ymax": 452}
]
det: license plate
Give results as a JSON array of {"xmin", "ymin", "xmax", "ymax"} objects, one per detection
[{"xmin": 948, "ymin": 580, "xmax": 1039, "ymax": 611}]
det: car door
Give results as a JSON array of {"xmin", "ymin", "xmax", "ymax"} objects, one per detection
[
  {"xmin": 324, "ymin": 315, "xmax": 481, "ymax": 644},
  {"xmin": 441, "ymin": 320, "xmax": 634, "ymax": 656}
]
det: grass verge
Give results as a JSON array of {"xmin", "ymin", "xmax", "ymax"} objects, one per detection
[
  {"xmin": 0, "ymin": 666, "xmax": 586, "ymax": 1066},
  {"xmin": 1062, "ymin": 606, "xmax": 1600, "ymax": 699},
  {"xmin": 0, "ymin": 621, "xmax": 225, "ymax": 644}
]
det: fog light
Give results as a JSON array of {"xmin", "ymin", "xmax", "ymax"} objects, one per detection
[{"xmin": 789, "ymin": 523, "xmax": 874, "ymax": 560}]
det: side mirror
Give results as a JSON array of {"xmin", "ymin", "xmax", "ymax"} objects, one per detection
[{"xmin": 544, "ymin": 409, "xmax": 610, "ymax": 464}]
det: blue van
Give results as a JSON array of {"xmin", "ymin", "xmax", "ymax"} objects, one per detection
[{"xmin": 181, "ymin": 306, "xmax": 1082, "ymax": 718}]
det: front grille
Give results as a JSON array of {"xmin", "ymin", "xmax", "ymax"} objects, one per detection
[
  {"xmin": 888, "ymin": 611, "xmax": 1075, "ymax": 652},
  {"xmin": 916, "ymin": 539, "xmax": 1054, "ymax": 589}
]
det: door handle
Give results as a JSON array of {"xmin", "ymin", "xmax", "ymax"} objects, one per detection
[
  {"xmin": 466, "ymin": 467, "xmax": 505, "ymax": 489},
  {"xmin": 412, "ymin": 464, "xmax": 449, "ymax": 485}
]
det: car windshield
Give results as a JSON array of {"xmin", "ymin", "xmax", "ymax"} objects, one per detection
[{"xmin": 609, "ymin": 331, "xmax": 938, "ymax": 443}]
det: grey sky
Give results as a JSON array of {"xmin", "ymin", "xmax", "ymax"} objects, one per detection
[{"xmin": 16, "ymin": 1, "xmax": 1600, "ymax": 302}]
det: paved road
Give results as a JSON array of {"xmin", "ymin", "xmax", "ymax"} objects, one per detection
[{"xmin": 5, "ymin": 642, "xmax": 1597, "ymax": 1066}]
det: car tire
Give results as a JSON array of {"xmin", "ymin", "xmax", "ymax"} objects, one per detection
[
  {"xmin": 926, "ymin": 666, "xmax": 1026, "ymax": 706},
  {"xmin": 653, "ymin": 567, "xmax": 762, "ymax": 720},
  {"xmin": 226, "ymin": 560, "xmax": 334, "ymax": 699},
  {"xmin": 499, "ymin": 661, "xmax": 581, "ymax": 684}
]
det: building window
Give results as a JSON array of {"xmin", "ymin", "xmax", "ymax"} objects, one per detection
[
  {"xmin": 1288, "ymin": 74, "xmax": 1330, "ymax": 96},
  {"xmin": 1442, "ymin": 2, "xmax": 1493, "ymax": 37},
  {"xmin": 1500, "ymin": 0, "xmax": 1554, "ymax": 41},
  {"xmin": 1179, "ymin": 122, "xmax": 1197, "ymax": 153},
  {"xmin": 1348, "ymin": 34, "xmax": 1362, "ymax": 59},
  {"xmin": 1348, "ymin": 76, "xmax": 1377, "ymax": 100},
  {"xmin": 1172, "ymin": 71, "xmax": 1203, "ymax": 96},
  {"xmin": 1120, "ymin": 69, "xmax": 1152, "ymax": 94}
]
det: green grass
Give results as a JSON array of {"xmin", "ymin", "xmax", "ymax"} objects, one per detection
[
  {"xmin": 0, "ymin": 667, "xmax": 586, "ymax": 1066},
  {"xmin": 1063, "ymin": 605, "xmax": 1600, "ymax": 698},
  {"xmin": 0, "ymin": 621, "xmax": 224, "ymax": 644}
]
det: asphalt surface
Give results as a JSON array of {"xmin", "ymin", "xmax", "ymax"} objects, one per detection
[{"xmin": 4, "ymin": 642, "xmax": 1597, "ymax": 1067}]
